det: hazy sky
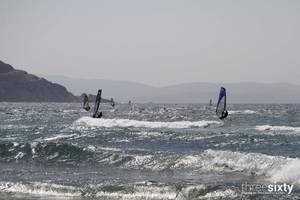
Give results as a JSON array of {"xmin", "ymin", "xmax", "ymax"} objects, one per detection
[{"xmin": 0, "ymin": 0, "xmax": 299, "ymax": 86}]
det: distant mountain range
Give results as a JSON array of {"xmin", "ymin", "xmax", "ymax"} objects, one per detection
[
  {"xmin": 42, "ymin": 74, "xmax": 300, "ymax": 104},
  {"xmin": 2, "ymin": 59, "xmax": 299, "ymax": 103}
]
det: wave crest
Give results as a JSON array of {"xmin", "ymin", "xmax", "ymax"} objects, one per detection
[
  {"xmin": 256, "ymin": 125, "xmax": 300, "ymax": 132},
  {"xmin": 0, "ymin": 181, "xmax": 238, "ymax": 199},
  {"xmin": 228, "ymin": 110, "xmax": 257, "ymax": 114},
  {"xmin": 72, "ymin": 117, "xmax": 223, "ymax": 129}
]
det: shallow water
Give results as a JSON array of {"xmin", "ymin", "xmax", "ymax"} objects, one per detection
[{"xmin": 0, "ymin": 103, "xmax": 300, "ymax": 199}]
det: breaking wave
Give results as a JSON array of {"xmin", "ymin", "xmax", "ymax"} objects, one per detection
[
  {"xmin": 228, "ymin": 110, "xmax": 257, "ymax": 115},
  {"xmin": 1, "ymin": 141, "xmax": 300, "ymax": 187},
  {"xmin": 94, "ymin": 149, "xmax": 300, "ymax": 186},
  {"xmin": 196, "ymin": 150, "xmax": 300, "ymax": 187},
  {"xmin": 123, "ymin": 150, "xmax": 300, "ymax": 186},
  {"xmin": 72, "ymin": 117, "xmax": 222, "ymax": 129},
  {"xmin": 43, "ymin": 133, "xmax": 77, "ymax": 141},
  {"xmin": 0, "ymin": 182, "xmax": 80, "ymax": 197},
  {"xmin": 269, "ymin": 159, "xmax": 300, "ymax": 186},
  {"xmin": 0, "ymin": 181, "xmax": 239, "ymax": 199},
  {"xmin": 256, "ymin": 125, "xmax": 300, "ymax": 132}
]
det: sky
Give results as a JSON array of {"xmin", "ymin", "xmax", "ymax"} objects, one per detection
[{"xmin": 0, "ymin": 0, "xmax": 299, "ymax": 86}]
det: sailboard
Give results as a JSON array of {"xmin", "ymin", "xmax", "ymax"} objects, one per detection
[
  {"xmin": 93, "ymin": 89, "xmax": 102, "ymax": 118},
  {"xmin": 216, "ymin": 87, "xmax": 228, "ymax": 120}
]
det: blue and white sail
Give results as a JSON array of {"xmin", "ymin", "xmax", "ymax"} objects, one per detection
[{"xmin": 216, "ymin": 87, "xmax": 228, "ymax": 119}]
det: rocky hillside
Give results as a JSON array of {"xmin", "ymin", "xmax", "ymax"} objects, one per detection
[{"xmin": 0, "ymin": 61, "xmax": 76, "ymax": 102}]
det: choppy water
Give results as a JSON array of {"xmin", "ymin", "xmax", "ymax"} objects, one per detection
[{"xmin": 0, "ymin": 103, "xmax": 300, "ymax": 199}]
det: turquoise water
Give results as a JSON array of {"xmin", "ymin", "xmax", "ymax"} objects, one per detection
[{"xmin": 0, "ymin": 103, "xmax": 299, "ymax": 199}]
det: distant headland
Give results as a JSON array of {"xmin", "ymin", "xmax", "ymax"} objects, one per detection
[{"xmin": 0, "ymin": 60, "xmax": 77, "ymax": 102}]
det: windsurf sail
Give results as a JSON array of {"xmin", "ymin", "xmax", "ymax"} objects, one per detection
[
  {"xmin": 93, "ymin": 89, "xmax": 102, "ymax": 118},
  {"xmin": 110, "ymin": 98, "xmax": 115, "ymax": 107},
  {"xmin": 216, "ymin": 87, "xmax": 228, "ymax": 119},
  {"xmin": 82, "ymin": 93, "xmax": 90, "ymax": 111}
]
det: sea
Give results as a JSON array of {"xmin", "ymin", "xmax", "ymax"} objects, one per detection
[{"xmin": 0, "ymin": 102, "xmax": 300, "ymax": 200}]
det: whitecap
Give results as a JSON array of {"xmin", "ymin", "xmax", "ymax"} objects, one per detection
[
  {"xmin": 199, "ymin": 189, "xmax": 238, "ymax": 199},
  {"xmin": 0, "ymin": 182, "xmax": 80, "ymax": 197},
  {"xmin": 269, "ymin": 159, "xmax": 300, "ymax": 186},
  {"xmin": 43, "ymin": 134, "xmax": 77, "ymax": 141},
  {"xmin": 256, "ymin": 125, "xmax": 300, "ymax": 132},
  {"xmin": 72, "ymin": 117, "xmax": 222, "ymax": 129},
  {"xmin": 200, "ymin": 150, "xmax": 300, "ymax": 187},
  {"xmin": 228, "ymin": 110, "xmax": 257, "ymax": 114}
]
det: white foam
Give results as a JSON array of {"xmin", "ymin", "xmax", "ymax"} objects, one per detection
[
  {"xmin": 0, "ymin": 137, "xmax": 17, "ymax": 141},
  {"xmin": 181, "ymin": 185, "xmax": 206, "ymax": 195},
  {"xmin": 200, "ymin": 189, "xmax": 237, "ymax": 199},
  {"xmin": 62, "ymin": 109, "xmax": 77, "ymax": 113},
  {"xmin": 102, "ymin": 149, "xmax": 291, "ymax": 178},
  {"xmin": 269, "ymin": 159, "xmax": 300, "ymax": 186},
  {"xmin": 256, "ymin": 125, "xmax": 300, "ymax": 132},
  {"xmin": 182, "ymin": 150, "xmax": 299, "ymax": 189},
  {"xmin": 15, "ymin": 152, "xmax": 25, "ymax": 160},
  {"xmin": 127, "ymin": 149, "xmax": 298, "ymax": 187},
  {"xmin": 129, "ymin": 131, "xmax": 164, "ymax": 139},
  {"xmin": 179, "ymin": 185, "xmax": 238, "ymax": 199},
  {"xmin": 113, "ymin": 138, "xmax": 131, "ymax": 143},
  {"xmin": 228, "ymin": 110, "xmax": 257, "ymax": 114},
  {"xmin": 200, "ymin": 150, "xmax": 283, "ymax": 174},
  {"xmin": 73, "ymin": 117, "xmax": 222, "ymax": 129},
  {"xmin": 97, "ymin": 146, "xmax": 122, "ymax": 152},
  {"xmin": 126, "ymin": 155, "xmax": 158, "ymax": 169},
  {"xmin": 118, "ymin": 149, "xmax": 284, "ymax": 176},
  {"xmin": 0, "ymin": 181, "xmax": 178, "ymax": 199},
  {"xmin": 125, "ymin": 154, "xmax": 178, "ymax": 170},
  {"xmin": 0, "ymin": 182, "xmax": 80, "ymax": 196},
  {"xmin": 12, "ymin": 142, "xmax": 19, "ymax": 147},
  {"xmin": 96, "ymin": 185, "xmax": 177, "ymax": 199},
  {"xmin": 44, "ymin": 134, "xmax": 77, "ymax": 141},
  {"xmin": 201, "ymin": 150, "xmax": 300, "ymax": 187}
]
